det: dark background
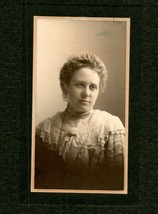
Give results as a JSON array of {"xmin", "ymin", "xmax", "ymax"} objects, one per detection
[{"xmin": 0, "ymin": 0, "xmax": 157, "ymax": 213}]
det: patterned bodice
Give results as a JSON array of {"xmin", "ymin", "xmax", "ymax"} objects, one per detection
[{"xmin": 36, "ymin": 109, "xmax": 125, "ymax": 172}]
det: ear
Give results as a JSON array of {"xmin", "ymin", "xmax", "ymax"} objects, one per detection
[{"xmin": 63, "ymin": 83, "xmax": 69, "ymax": 97}]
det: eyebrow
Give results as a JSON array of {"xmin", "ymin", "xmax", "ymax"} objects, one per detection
[{"xmin": 74, "ymin": 80, "xmax": 98, "ymax": 86}]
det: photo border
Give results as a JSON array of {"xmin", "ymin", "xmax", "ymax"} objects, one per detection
[
  {"xmin": 19, "ymin": 2, "xmax": 142, "ymax": 206},
  {"xmin": 31, "ymin": 16, "xmax": 130, "ymax": 194}
]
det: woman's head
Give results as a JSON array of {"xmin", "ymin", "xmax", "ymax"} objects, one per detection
[{"xmin": 59, "ymin": 52, "xmax": 107, "ymax": 112}]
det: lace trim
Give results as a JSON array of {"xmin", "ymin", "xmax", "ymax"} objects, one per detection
[
  {"xmin": 65, "ymin": 103, "xmax": 93, "ymax": 118},
  {"xmin": 36, "ymin": 111, "xmax": 125, "ymax": 166},
  {"xmin": 37, "ymin": 125, "xmax": 124, "ymax": 162}
]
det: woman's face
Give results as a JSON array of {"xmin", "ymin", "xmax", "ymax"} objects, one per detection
[{"xmin": 66, "ymin": 67, "xmax": 100, "ymax": 112}]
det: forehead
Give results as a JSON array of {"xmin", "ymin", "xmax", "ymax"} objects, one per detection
[{"xmin": 71, "ymin": 67, "xmax": 100, "ymax": 84}]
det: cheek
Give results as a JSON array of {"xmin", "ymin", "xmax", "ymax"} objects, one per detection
[
  {"xmin": 92, "ymin": 91, "xmax": 99, "ymax": 102},
  {"xmin": 69, "ymin": 86, "xmax": 80, "ymax": 98},
  {"xmin": 94, "ymin": 90, "xmax": 99, "ymax": 97}
]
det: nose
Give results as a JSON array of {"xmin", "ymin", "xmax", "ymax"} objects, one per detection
[{"xmin": 81, "ymin": 86, "xmax": 91, "ymax": 98}]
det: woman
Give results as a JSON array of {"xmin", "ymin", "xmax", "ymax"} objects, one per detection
[{"xmin": 35, "ymin": 52, "xmax": 125, "ymax": 190}]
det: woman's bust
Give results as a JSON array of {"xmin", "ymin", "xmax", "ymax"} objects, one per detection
[{"xmin": 35, "ymin": 52, "xmax": 125, "ymax": 190}]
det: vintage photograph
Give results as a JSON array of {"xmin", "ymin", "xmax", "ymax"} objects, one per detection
[{"xmin": 31, "ymin": 16, "xmax": 130, "ymax": 194}]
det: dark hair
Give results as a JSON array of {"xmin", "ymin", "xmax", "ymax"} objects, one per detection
[{"xmin": 59, "ymin": 52, "xmax": 107, "ymax": 98}]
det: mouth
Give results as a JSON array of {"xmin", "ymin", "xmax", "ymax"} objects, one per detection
[{"xmin": 79, "ymin": 100, "xmax": 90, "ymax": 103}]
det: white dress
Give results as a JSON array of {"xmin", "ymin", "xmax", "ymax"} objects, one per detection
[{"xmin": 35, "ymin": 106, "xmax": 125, "ymax": 190}]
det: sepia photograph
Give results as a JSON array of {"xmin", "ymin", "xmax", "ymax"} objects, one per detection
[{"xmin": 31, "ymin": 16, "xmax": 130, "ymax": 194}]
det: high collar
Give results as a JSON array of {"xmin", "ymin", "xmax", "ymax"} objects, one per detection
[{"xmin": 65, "ymin": 103, "xmax": 93, "ymax": 118}]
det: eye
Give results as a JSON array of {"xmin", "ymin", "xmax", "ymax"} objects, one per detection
[
  {"xmin": 75, "ymin": 83, "xmax": 84, "ymax": 88},
  {"xmin": 90, "ymin": 85, "xmax": 97, "ymax": 90}
]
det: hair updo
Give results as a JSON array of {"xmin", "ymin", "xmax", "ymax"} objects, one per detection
[{"xmin": 59, "ymin": 52, "xmax": 108, "ymax": 98}]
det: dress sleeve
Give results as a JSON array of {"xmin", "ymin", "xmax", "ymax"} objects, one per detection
[
  {"xmin": 105, "ymin": 116, "xmax": 125, "ymax": 168},
  {"xmin": 36, "ymin": 118, "xmax": 52, "ymax": 144},
  {"xmin": 35, "ymin": 118, "xmax": 65, "ymax": 189}
]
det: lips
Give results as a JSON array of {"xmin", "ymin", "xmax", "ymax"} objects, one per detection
[{"xmin": 79, "ymin": 100, "xmax": 90, "ymax": 103}]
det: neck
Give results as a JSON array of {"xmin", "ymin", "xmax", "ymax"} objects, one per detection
[{"xmin": 65, "ymin": 103, "xmax": 93, "ymax": 118}]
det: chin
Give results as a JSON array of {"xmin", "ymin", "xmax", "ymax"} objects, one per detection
[{"xmin": 77, "ymin": 106, "xmax": 90, "ymax": 112}]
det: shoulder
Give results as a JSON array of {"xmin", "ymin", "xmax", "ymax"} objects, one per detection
[
  {"xmin": 36, "ymin": 111, "xmax": 64, "ymax": 134},
  {"xmin": 92, "ymin": 109, "xmax": 124, "ymax": 132},
  {"xmin": 36, "ymin": 111, "xmax": 65, "ymax": 144}
]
